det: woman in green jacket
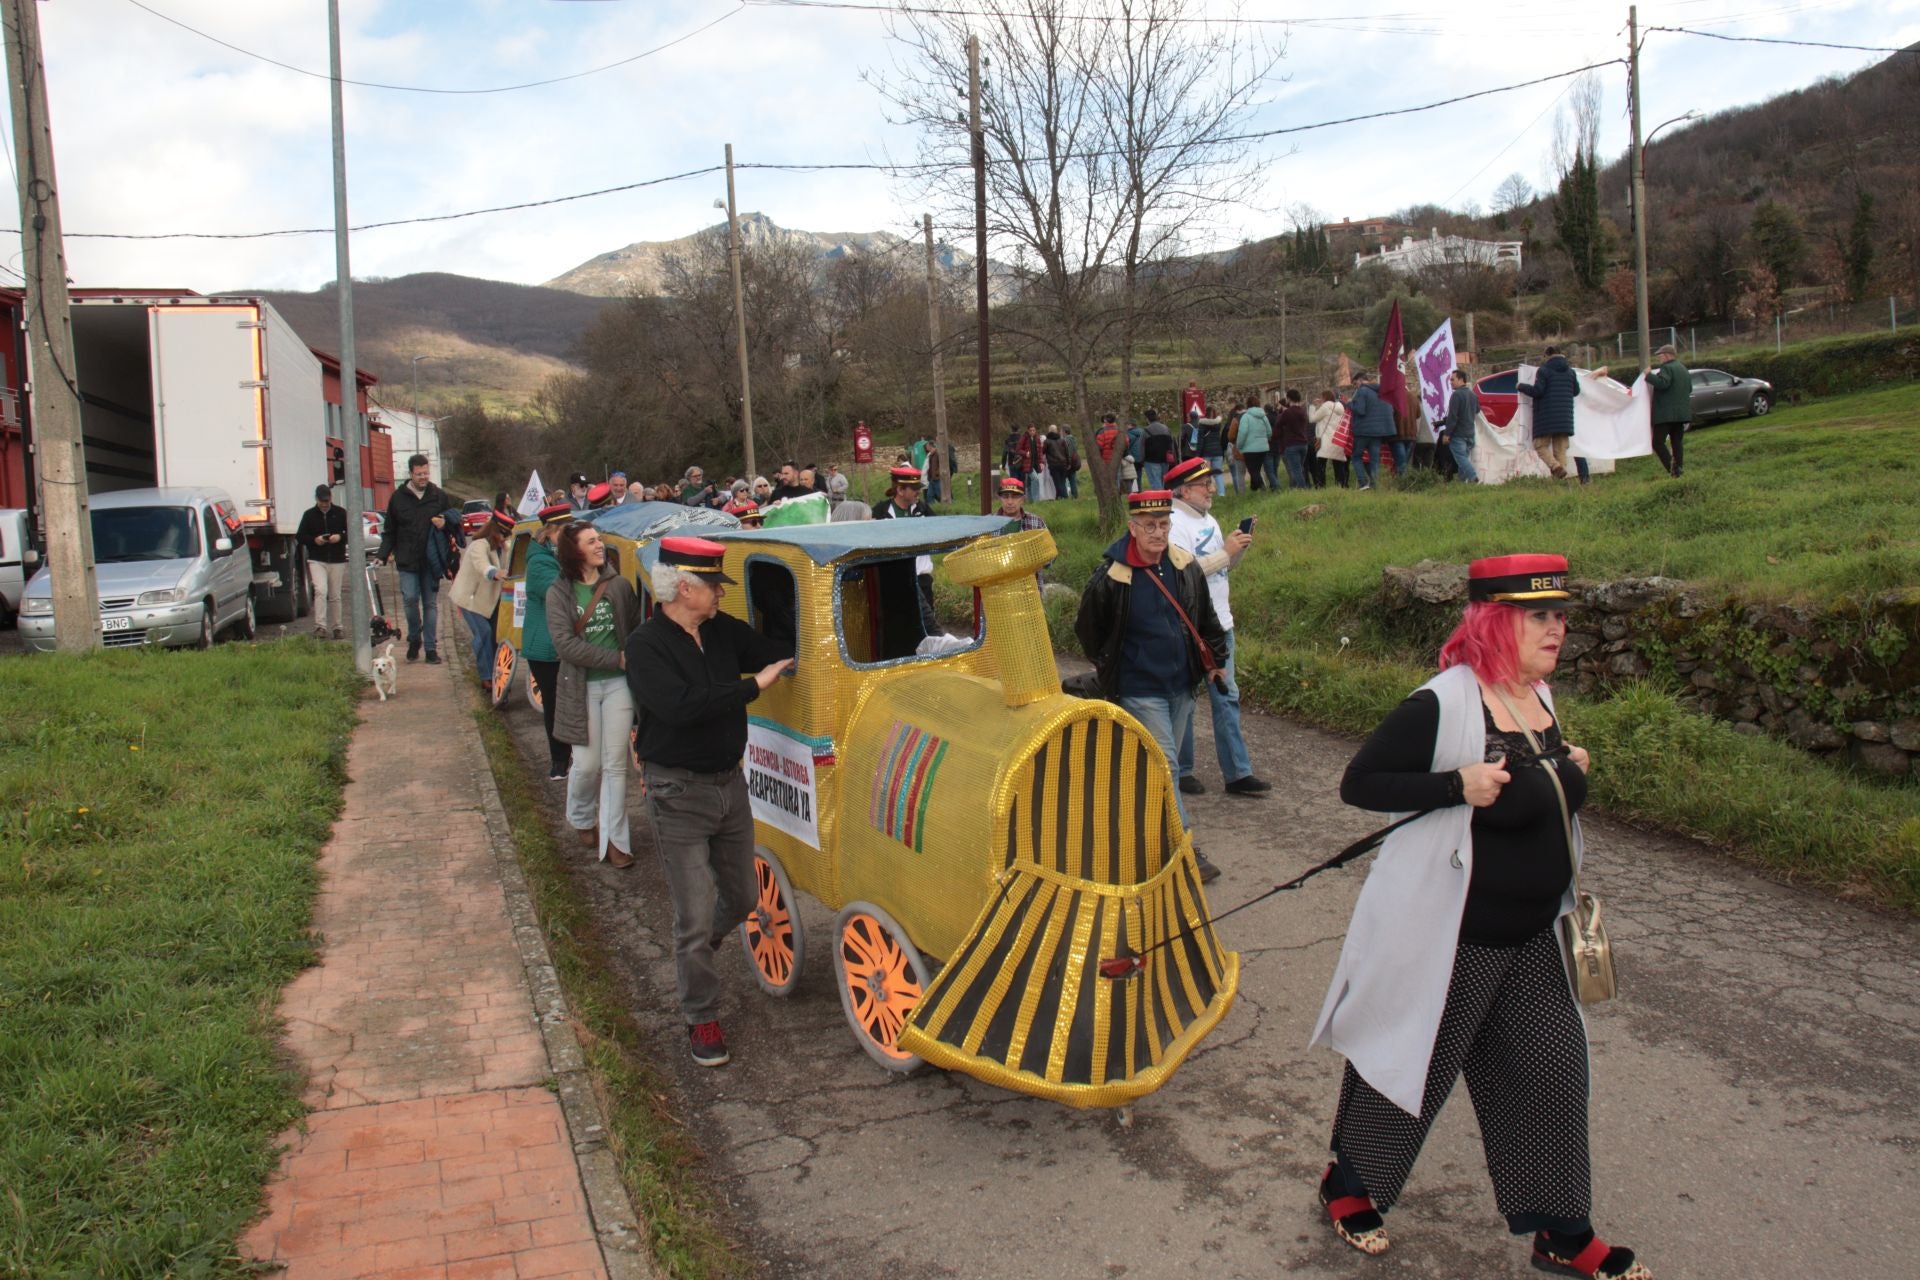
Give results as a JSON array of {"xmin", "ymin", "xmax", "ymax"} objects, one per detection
[{"xmin": 524, "ymin": 503, "xmax": 572, "ymax": 780}]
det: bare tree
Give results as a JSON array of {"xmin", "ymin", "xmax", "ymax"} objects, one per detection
[
  {"xmin": 875, "ymin": 0, "xmax": 1281, "ymax": 533},
  {"xmin": 1493, "ymin": 172, "xmax": 1533, "ymax": 215}
]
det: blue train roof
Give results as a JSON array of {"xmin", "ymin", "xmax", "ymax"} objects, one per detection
[
  {"xmin": 623, "ymin": 513, "xmax": 1013, "ymax": 571},
  {"xmin": 712, "ymin": 515, "xmax": 1014, "ymax": 565},
  {"xmin": 584, "ymin": 501, "xmax": 740, "ymax": 541}
]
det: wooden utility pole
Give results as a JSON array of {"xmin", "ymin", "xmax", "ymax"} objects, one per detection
[
  {"xmin": 968, "ymin": 35, "xmax": 991, "ymax": 515},
  {"xmin": 327, "ymin": 0, "xmax": 372, "ymax": 672},
  {"xmin": 923, "ymin": 213, "xmax": 949, "ymax": 499},
  {"xmin": 724, "ymin": 144, "xmax": 757, "ymax": 481},
  {"xmin": 5, "ymin": 0, "xmax": 98, "ymax": 652},
  {"xmin": 1629, "ymin": 5, "xmax": 1652, "ymax": 376}
]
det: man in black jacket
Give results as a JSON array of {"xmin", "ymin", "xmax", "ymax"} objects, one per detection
[
  {"xmin": 1073, "ymin": 489, "xmax": 1228, "ymax": 882},
  {"xmin": 375, "ymin": 453, "xmax": 454, "ymax": 663},
  {"xmin": 296, "ymin": 483, "xmax": 350, "ymax": 639},
  {"xmin": 873, "ymin": 464, "xmax": 939, "ymax": 642},
  {"xmin": 626, "ymin": 537, "xmax": 794, "ymax": 1068}
]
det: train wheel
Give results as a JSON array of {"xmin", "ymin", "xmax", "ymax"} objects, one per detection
[
  {"xmin": 525, "ymin": 663, "xmax": 544, "ymax": 712},
  {"xmin": 742, "ymin": 850, "xmax": 804, "ymax": 997},
  {"xmin": 490, "ymin": 644, "xmax": 516, "ymax": 708},
  {"xmin": 831, "ymin": 902, "xmax": 929, "ymax": 1073}
]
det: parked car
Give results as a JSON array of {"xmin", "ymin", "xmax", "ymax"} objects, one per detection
[
  {"xmin": 461, "ymin": 498, "xmax": 493, "ymax": 517},
  {"xmin": 0, "ymin": 507, "xmax": 39, "ymax": 627},
  {"xmin": 1688, "ymin": 367, "xmax": 1773, "ymax": 423},
  {"xmin": 1475, "ymin": 365, "xmax": 1774, "ymax": 429},
  {"xmin": 18, "ymin": 487, "xmax": 257, "ymax": 651}
]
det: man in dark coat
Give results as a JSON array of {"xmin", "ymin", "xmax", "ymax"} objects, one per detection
[
  {"xmin": 1644, "ymin": 343, "xmax": 1691, "ymax": 477},
  {"xmin": 1519, "ymin": 347, "xmax": 1582, "ymax": 479},
  {"xmin": 1073, "ymin": 489, "xmax": 1229, "ymax": 882},
  {"xmin": 1346, "ymin": 371, "xmax": 1397, "ymax": 491},
  {"xmin": 376, "ymin": 453, "xmax": 455, "ymax": 662},
  {"xmin": 873, "ymin": 464, "xmax": 940, "ymax": 645},
  {"xmin": 1440, "ymin": 369, "xmax": 1481, "ymax": 483}
]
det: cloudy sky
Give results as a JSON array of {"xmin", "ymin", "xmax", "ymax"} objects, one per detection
[{"xmin": 16, "ymin": 0, "xmax": 1917, "ymax": 294}]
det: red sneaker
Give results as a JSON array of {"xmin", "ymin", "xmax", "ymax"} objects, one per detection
[{"xmin": 689, "ymin": 1021, "xmax": 730, "ymax": 1068}]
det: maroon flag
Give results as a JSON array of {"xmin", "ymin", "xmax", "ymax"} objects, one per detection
[{"xmin": 1377, "ymin": 300, "xmax": 1410, "ymax": 423}]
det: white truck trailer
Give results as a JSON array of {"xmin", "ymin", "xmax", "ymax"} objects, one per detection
[{"xmin": 69, "ymin": 293, "xmax": 327, "ymax": 622}]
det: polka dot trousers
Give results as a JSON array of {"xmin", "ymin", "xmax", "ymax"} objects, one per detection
[{"xmin": 1329, "ymin": 926, "xmax": 1594, "ymax": 1234}]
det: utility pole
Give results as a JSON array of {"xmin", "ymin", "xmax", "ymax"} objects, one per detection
[
  {"xmin": 724, "ymin": 144, "xmax": 756, "ymax": 482},
  {"xmin": 5, "ymin": 0, "xmax": 98, "ymax": 652},
  {"xmin": 328, "ymin": 0, "xmax": 372, "ymax": 673},
  {"xmin": 968, "ymin": 35, "xmax": 991, "ymax": 515},
  {"xmin": 923, "ymin": 213, "xmax": 949, "ymax": 500},
  {"xmin": 1629, "ymin": 4, "xmax": 1652, "ymax": 376}
]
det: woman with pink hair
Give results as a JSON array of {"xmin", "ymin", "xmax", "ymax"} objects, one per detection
[{"xmin": 1308, "ymin": 555, "xmax": 1650, "ymax": 1280}]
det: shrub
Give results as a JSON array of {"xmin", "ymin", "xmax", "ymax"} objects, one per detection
[{"xmin": 1531, "ymin": 305, "xmax": 1574, "ymax": 337}]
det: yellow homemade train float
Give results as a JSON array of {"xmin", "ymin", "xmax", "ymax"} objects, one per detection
[{"xmin": 492, "ymin": 502, "xmax": 1240, "ymax": 1108}]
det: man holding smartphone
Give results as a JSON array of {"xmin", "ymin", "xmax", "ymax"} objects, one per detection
[
  {"xmin": 297, "ymin": 483, "xmax": 350, "ymax": 639},
  {"xmin": 1166, "ymin": 457, "xmax": 1270, "ymax": 798}
]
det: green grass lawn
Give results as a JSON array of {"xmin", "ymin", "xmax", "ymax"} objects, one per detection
[
  {"xmin": 0, "ymin": 642, "xmax": 359, "ymax": 1277},
  {"xmin": 1004, "ymin": 382, "xmax": 1920, "ymax": 908}
]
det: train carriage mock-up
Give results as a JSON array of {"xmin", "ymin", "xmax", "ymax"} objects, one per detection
[{"xmin": 625, "ymin": 513, "xmax": 1238, "ymax": 1109}]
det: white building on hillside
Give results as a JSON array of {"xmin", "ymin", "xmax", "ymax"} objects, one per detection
[
  {"xmin": 371, "ymin": 406, "xmax": 444, "ymax": 483},
  {"xmin": 1357, "ymin": 228, "xmax": 1522, "ymax": 274}
]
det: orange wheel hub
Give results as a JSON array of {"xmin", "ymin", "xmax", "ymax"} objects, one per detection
[
  {"xmin": 838, "ymin": 911, "xmax": 924, "ymax": 1064},
  {"xmin": 745, "ymin": 856, "xmax": 797, "ymax": 989}
]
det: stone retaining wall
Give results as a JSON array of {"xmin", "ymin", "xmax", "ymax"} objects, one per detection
[{"xmin": 1379, "ymin": 561, "xmax": 1920, "ymax": 780}]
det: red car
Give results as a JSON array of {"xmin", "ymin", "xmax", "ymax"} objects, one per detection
[{"xmin": 1474, "ymin": 369, "xmax": 1523, "ymax": 428}]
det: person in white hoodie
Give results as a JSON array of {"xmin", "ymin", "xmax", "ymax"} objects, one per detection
[
  {"xmin": 1309, "ymin": 554, "xmax": 1648, "ymax": 1280},
  {"xmin": 1310, "ymin": 388, "xmax": 1350, "ymax": 489},
  {"xmin": 449, "ymin": 507, "xmax": 512, "ymax": 684}
]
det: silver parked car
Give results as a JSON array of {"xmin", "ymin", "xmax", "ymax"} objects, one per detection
[
  {"xmin": 1689, "ymin": 368, "xmax": 1773, "ymax": 423},
  {"xmin": 18, "ymin": 486, "xmax": 257, "ymax": 651}
]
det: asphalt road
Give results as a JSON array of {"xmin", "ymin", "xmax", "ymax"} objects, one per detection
[{"xmin": 493, "ymin": 657, "xmax": 1918, "ymax": 1280}]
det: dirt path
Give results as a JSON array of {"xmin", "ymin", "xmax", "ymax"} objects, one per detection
[{"xmin": 496, "ymin": 664, "xmax": 1920, "ymax": 1280}]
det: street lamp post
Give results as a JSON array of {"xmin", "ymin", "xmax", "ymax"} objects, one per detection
[
  {"xmin": 408, "ymin": 355, "xmax": 433, "ymax": 457},
  {"xmin": 1629, "ymin": 11, "xmax": 1697, "ymax": 376},
  {"xmin": 717, "ymin": 144, "xmax": 755, "ymax": 482}
]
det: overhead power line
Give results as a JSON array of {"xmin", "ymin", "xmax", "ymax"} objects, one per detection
[
  {"xmin": 23, "ymin": 58, "xmax": 1621, "ymax": 242},
  {"xmin": 1649, "ymin": 26, "xmax": 1920, "ymax": 55},
  {"xmin": 744, "ymin": 0, "xmax": 1453, "ymax": 34},
  {"xmin": 121, "ymin": 0, "xmax": 745, "ymax": 94}
]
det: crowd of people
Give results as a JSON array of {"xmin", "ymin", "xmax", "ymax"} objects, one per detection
[{"xmin": 325, "ymin": 429, "xmax": 1652, "ymax": 1279}]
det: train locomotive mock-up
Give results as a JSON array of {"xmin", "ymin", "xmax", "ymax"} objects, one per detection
[{"xmin": 493, "ymin": 502, "xmax": 1240, "ymax": 1108}]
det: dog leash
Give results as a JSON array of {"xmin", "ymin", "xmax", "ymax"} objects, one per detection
[{"xmin": 1097, "ymin": 807, "xmax": 1435, "ymax": 980}]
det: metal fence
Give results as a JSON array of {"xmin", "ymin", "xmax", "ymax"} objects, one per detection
[{"xmin": 1607, "ymin": 296, "xmax": 1918, "ymax": 362}]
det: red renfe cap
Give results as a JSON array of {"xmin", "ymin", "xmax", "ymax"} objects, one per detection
[
  {"xmin": 659, "ymin": 535, "xmax": 736, "ymax": 584},
  {"xmin": 1468, "ymin": 553, "xmax": 1571, "ymax": 602}
]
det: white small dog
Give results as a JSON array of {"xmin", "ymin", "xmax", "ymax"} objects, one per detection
[{"xmin": 369, "ymin": 641, "xmax": 398, "ymax": 701}]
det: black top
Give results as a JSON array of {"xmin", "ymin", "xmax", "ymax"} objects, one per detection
[
  {"xmin": 1340, "ymin": 688, "xmax": 1583, "ymax": 946},
  {"xmin": 376, "ymin": 482, "xmax": 453, "ymax": 571},
  {"xmin": 297, "ymin": 503, "xmax": 350, "ymax": 564},
  {"xmin": 625, "ymin": 611, "xmax": 790, "ymax": 772}
]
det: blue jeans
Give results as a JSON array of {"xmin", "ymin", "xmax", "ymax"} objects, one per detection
[
  {"xmin": 1282, "ymin": 445, "xmax": 1309, "ymax": 490},
  {"xmin": 460, "ymin": 607, "xmax": 496, "ymax": 682},
  {"xmin": 1206, "ymin": 454, "xmax": 1234, "ymax": 495},
  {"xmin": 1261, "ymin": 450, "xmax": 1281, "ymax": 491},
  {"xmin": 1178, "ymin": 630, "xmax": 1253, "ymax": 786},
  {"xmin": 1353, "ymin": 440, "xmax": 1386, "ymax": 487},
  {"xmin": 1119, "ymin": 687, "xmax": 1197, "ymax": 832},
  {"xmin": 1448, "ymin": 434, "xmax": 1480, "ymax": 482},
  {"xmin": 1143, "ymin": 461, "xmax": 1166, "ymax": 490},
  {"xmin": 397, "ymin": 568, "xmax": 440, "ymax": 653},
  {"xmin": 1389, "ymin": 439, "xmax": 1411, "ymax": 473}
]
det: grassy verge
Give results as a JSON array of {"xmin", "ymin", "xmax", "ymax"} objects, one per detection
[
  {"xmin": 1019, "ymin": 384, "xmax": 1920, "ymax": 911},
  {"xmin": 468, "ymin": 711, "xmax": 749, "ymax": 1280},
  {"xmin": 0, "ymin": 641, "xmax": 358, "ymax": 1277}
]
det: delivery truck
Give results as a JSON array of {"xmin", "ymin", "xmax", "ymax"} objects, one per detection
[{"xmin": 69, "ymin": 293, "xmax": 329, "ymax": 622}]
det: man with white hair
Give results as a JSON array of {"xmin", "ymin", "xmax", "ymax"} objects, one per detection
[{"xmin": 626, "ymin": 536, "xmax": 794, "ymax": 1068}]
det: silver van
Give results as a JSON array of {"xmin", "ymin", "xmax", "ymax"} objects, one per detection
[
  {"xmin": 18, "ymin": 487, "xmax": 257, "ymax": 651},
  {"xmin": 0, "ymin": 507, "xmax": 38, "ymax": 627}
]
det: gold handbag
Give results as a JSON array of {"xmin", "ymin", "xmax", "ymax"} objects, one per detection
[{"xmin": 1491, "ymin": 689, "xmax": 1617, "ymax": 1004}]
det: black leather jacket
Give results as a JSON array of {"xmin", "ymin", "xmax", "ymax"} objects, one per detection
[{"xmin": 1073, "ymin": 535, "xmax": 1227, "ymax": 697}]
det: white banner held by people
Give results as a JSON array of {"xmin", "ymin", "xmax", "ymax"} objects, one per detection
[{"xmin": 516, "ymin": 470, "xmax": 546, "ymax": 518}]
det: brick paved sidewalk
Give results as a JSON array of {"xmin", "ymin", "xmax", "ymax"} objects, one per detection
[{"xmin": 242, "ymin": 605, "xmax": 642, "ymax": 1280}]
